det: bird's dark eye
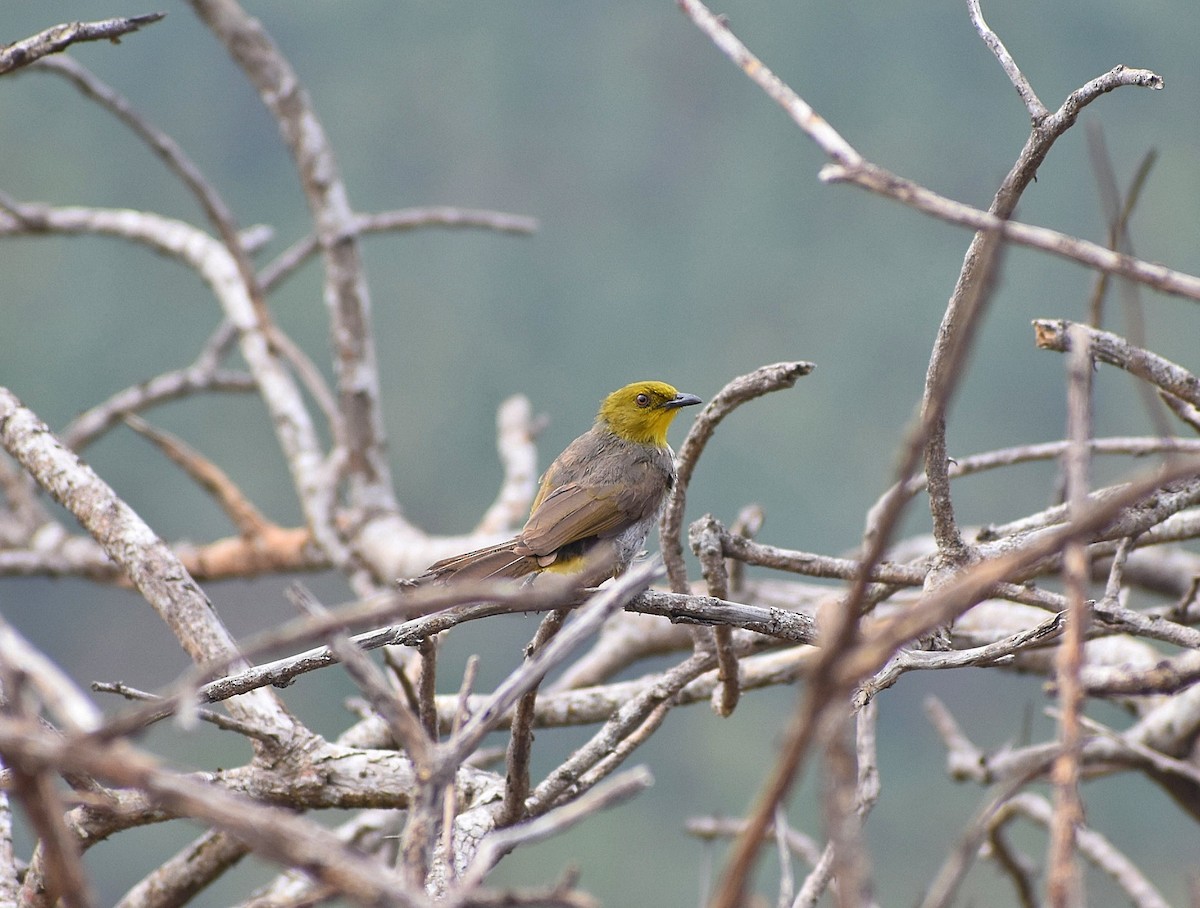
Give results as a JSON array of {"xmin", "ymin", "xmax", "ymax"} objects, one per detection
[{"xmin": 635, "ymin": 393, "xmax": 650, "ymax": 408}]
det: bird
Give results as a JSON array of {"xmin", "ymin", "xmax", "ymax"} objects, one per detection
[{"xmin": 418, "ymin": 380, "xmax": 702, "ymax": 586}]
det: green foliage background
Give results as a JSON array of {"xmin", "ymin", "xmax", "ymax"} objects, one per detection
[{"xmin": 1, "ymin": 2, "xmax": 1198, "ymax": 904}]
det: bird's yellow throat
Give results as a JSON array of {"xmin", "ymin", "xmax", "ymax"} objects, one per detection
[{"xmin": 596, "ymin": 381, "xmax": 702, "ymax": 446}]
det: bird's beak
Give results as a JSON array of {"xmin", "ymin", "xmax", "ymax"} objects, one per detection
[{"xmin": 664, "ymin": 392, "xmax": 703, "ymax": 409}]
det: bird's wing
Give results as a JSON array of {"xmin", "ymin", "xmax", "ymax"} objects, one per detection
[{"xmin": 518, "ymin": 478, "xmax": 657, "ymax": 556}]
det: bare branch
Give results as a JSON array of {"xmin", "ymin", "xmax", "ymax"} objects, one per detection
[
  {"xmin": 189, "ymin": 0, "xmax": 398, "ymax": 525},
  {"xmin": 114, "ymin": 829, "xmax": 249, "ymax": 908},
  {"xmin": 855, "ymin": 611, "xmax": 1065, "ymax": 707},
  {"xmin": 1002, "ymin": 795, "xmax": 1171, "ymax": 908},
  {"xmin": 0, "ymin": 715, "xmax": 428, "ymax": 907},
  {"xmin": 0, "ymin": 14, "xmax": 164, "ymax": 75},
  {"xmin": 1046, "ymin": 323, "xmax": 1095, "ymax": 907},
  {"xmin": 674, "ymin": 0, "xmax": 861, "ymax": 166},
  {"xmin": 0, "ymin": 387, "xmax": 291, "ymax": 733},
  {"xmin": 455, "ymin": 767, "xmax": 652, "ymax": 896},
  {"xmin": 261, "ymin": 208, "xmax": 539, "ymax": 292},
  {"xmin": 691, "ymin": 515, "xmax": 740, "ymax": 716},
  {"xmin": 661, "ymin": 362, "xmax": 814, "ymax": 592},
  {"xmin": 123, "ymin": 414, "xmax": 272, "ymax": 538},
  {"xmin": 32, "ymin": 55, "xmax": 264, "ymax": 320},
  {"xmin": 526, "ymin": 650, "xmax": 715, "ymax": 815},
  {"xmin": 967, "ymin": 0, "xmax": 1047, "ymax": 120},
  {"xmin": 501, "ymin": 609, "xmax": 568, "ymax": 827},
  {"xmin": 287, "ymin": 583, "xmax": 432, "ymax": 769},
  {"xmin": 1035, "ymin": 318, "xmax": 1200, "ymax": 408}
]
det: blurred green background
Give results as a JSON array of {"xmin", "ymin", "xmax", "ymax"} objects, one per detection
[{"xmin": 2, "ymin": 1, "xmax": 1199, "ymax": 904}]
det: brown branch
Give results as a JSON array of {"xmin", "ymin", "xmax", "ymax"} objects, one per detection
[
  {"xmin": 0, "ymin": 14, "xmax": 164, "ymax": 75},
  {"xmin": 1047, "ymin": 323, "xmax": 1094, "ymax": 907},
  {"xmin": 123, "ymin": 414, "xmax": 272, "ymax": 537},
  {"xmin": 417, "ymin": 637, "xmax": 439, "ymax": 742}
]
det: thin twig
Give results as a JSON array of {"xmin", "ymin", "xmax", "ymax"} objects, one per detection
[
  {"xmin": 441, "ymin": 656, "xmax": 480, "ymax": 877},
  {"xmin": 286, "ymin": 583, "xmax": 432, "ymax": 769},
  {"xmin": 855, "ymin": 611, "xmax": 1065, "ymax": 707},
  {"xmin": 967, "ymin": 0, "xmax": 1047, "ymax": 120},
  {"xmin": 0, "ymin": 14, "xmax": 164, "ymax": 75},
  {"xmin": 190, "ymin": 0, "xmax": 399, "ymax": 524},
  {"xmin": 123, "ymin": 415, "xmax": 272, "ymax": 538},
  {"xmin": 526, "ymin": 650, "xmax": 714, "ymax": 815},
  {"xmin": 418, "ymin": 637, "xmax": 439, "ymax": 741},
  {"xmin": 446, "ymin": 559, "xmax": 662, "ymax": 764},
  {"xmin": 661, "ymin": 362, "xmax": 815, "ymax": 592},
  {"xmin": 33, "ymin": 55, "xmax": 266, "ymax": 326},
  {"xmin": 91, "ymin": 682, "xmax": 276, "ymax": 744},
  {"xmin": 260, "ymin": 208, "xmax": 539, "ymax": 292},
  {"xmin": 455, "ymin": 767, "xmax": 652, "ymax": 897}
]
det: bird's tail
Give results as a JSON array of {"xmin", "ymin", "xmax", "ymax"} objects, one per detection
[{"xmin": 417, "ymin": 539, "xmax": 539, "ymax": 584}]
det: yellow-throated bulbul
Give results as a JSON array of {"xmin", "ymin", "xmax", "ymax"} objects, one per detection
[{"xmin": 419, "ymin": 381, "xmax": 701, "ymax": 585}]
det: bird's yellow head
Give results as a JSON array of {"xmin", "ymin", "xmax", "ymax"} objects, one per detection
[{"xmin": 596, "ymin": 381, "xmax": 702, "ymax": 446}]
